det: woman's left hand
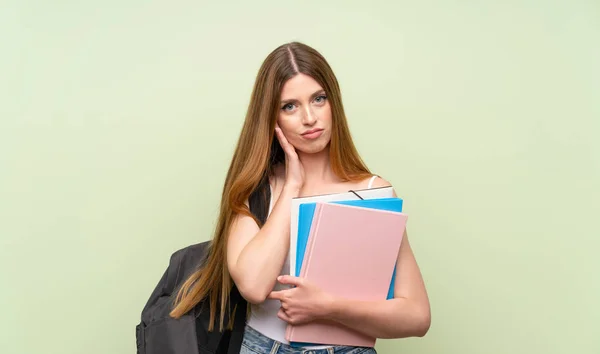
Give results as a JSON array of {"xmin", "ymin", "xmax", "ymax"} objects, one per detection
[{"xmin": 267, "ymin": 275, "xmax": 335, "ymax": 325}]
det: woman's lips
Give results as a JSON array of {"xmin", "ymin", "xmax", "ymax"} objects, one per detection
[{"xmin": 301, "ymin": 129, "xmax": 324, "ymax": 140}]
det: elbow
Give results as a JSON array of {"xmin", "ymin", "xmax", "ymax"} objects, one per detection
[
  {"xmin": 240, "ymin": 289, "xmax": 268, "ymax": 305},
  {"xmin": 389, "ymin": 303, "xmax": 430, "ymax": 338},
  {"xmin": 413, "ymin": 307, "xmax": 431, "ymax": 337},
  {"xmin": 384, "ymin": 303, "xmax": 431, "ymax": 339},
  {"xmin": 236, "ymin": 278, "xmax": 270, "ymax": 305},
  {"xmin": 229, "ymin": 266, "xmax": 272, "ymax": 305}
]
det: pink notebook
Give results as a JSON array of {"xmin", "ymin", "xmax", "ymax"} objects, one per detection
[{"xmin": 285, "ymin": 202, "xmax": 407, "ymax": 347}]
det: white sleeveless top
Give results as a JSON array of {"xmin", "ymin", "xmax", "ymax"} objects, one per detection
[{"xmin": 246, "ymin": 175, "xmax": 379, "ymax": 346}]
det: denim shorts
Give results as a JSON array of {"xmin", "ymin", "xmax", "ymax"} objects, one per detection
[{"xmin": 240, "ymin": 325, "xmax": 377, "ymax": 354}]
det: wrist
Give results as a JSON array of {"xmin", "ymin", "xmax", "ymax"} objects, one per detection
[
  {"xmin": 283, "ymin": 183, "xmax": 301, "ymax": 197},
  {"xmin": 321, "ymin": 293, "xmax": 339, "ymax": 320}
]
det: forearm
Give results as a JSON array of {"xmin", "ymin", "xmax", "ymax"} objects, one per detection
[
  {"xmin": 325, "ymin": 297, "xmax": 431, "ymax": 339},
  {"xmin": 234, "ymin": 185, "xmax": 298, "ymax": 302}
]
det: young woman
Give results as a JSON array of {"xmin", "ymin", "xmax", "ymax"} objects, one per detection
[{"xmin": 171, "ymin": 42, "xmax": 430, "ymax": 354}]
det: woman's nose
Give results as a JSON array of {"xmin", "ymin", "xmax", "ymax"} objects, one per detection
[{"xmin": 302, "ymin": 106, "xmax": 317, "ymax": 125}]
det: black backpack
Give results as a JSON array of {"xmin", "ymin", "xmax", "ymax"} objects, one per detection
[
  {"xmin": 135, "ymin": 241, "xmax": 247, "ymax": 354},
  {"xmin": 136, "ymin": 183, "xmax": 270, "ymax": 353}
]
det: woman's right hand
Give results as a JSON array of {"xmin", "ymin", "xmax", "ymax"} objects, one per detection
[{"xmin": 275, "ymin": 125, "xmax": 304, "ymax": 193}]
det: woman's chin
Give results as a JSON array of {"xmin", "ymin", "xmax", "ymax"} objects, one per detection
[{"xmin": 295, "ymin": 141, "xmax": 330, "ymax": 155}]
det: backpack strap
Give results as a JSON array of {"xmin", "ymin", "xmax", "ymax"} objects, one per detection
[{"xmin": 248, "ymin": 173, "xmax": 271, "ymax": 227}]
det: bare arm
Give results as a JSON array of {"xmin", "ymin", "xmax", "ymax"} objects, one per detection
[
  {"xmin": 227, "ymin": 184, "xmax": 299, "ymax": 304},
  {"xmin": 227, "ymin": 126, "xmax": 304, "ymax": 304}
]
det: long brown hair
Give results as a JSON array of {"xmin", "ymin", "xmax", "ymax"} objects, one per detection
[{"xmin": 169, "ymin": 42, "xmax": 373, "ymax": 331}]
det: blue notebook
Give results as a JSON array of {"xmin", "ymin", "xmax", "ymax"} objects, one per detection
[{"xmin": 295, "ymin": 197, "xmax": 404, "ymax": 300}]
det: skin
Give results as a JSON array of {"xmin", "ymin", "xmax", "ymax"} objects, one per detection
[{"xmin": 228, "ymin": 73, "xmax": 431, "ymax": 339}]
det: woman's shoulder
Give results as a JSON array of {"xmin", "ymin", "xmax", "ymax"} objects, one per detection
[{"xmin": 364, "ymin": 175, "xmax": 398, "ymax": 198}]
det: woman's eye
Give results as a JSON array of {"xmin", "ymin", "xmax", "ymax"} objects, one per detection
[
  {"xmin": 315, "ymin": 95, "xmax": 327, "ymax": 103},
  {"xmin": 282, "ymin": 103, "xmax": 295, "ymax": 111}
]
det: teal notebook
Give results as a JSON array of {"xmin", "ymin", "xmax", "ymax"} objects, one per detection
[
  {"xmin": 295, "ymin": 197, "xmax": 403, "ymax": 299},
  {"xmin": 290, "ymin": 197, "xmax": 404, "ymax": 348}
]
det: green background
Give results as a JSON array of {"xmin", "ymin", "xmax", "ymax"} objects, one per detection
[{"xmin": 1, "ymin": 1, "xmax": 598, "ymax": 353}]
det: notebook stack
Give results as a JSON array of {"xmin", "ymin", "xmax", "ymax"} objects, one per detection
[{"xmin": 286, "ymin": 186, "xmax": 408, "ymax": 347}]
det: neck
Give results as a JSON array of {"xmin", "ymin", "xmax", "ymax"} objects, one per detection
[{"xmin": 297, "ymin": 146, "xmax": 337, "ymax": 186}]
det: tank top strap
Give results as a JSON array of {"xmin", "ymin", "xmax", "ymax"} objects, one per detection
[{"xmin": 367, "ymin": 175, "xmax": 378, "ymax": 189}]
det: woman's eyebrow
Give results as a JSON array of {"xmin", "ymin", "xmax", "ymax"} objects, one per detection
[{"xmin": 280, "ymin": 89, "xmax": 326, "ymax": 105}]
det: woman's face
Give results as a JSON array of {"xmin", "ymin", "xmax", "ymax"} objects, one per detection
[{"xmin": 277, "ymin": 73, "xmax": 332, "ymax": 154}]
